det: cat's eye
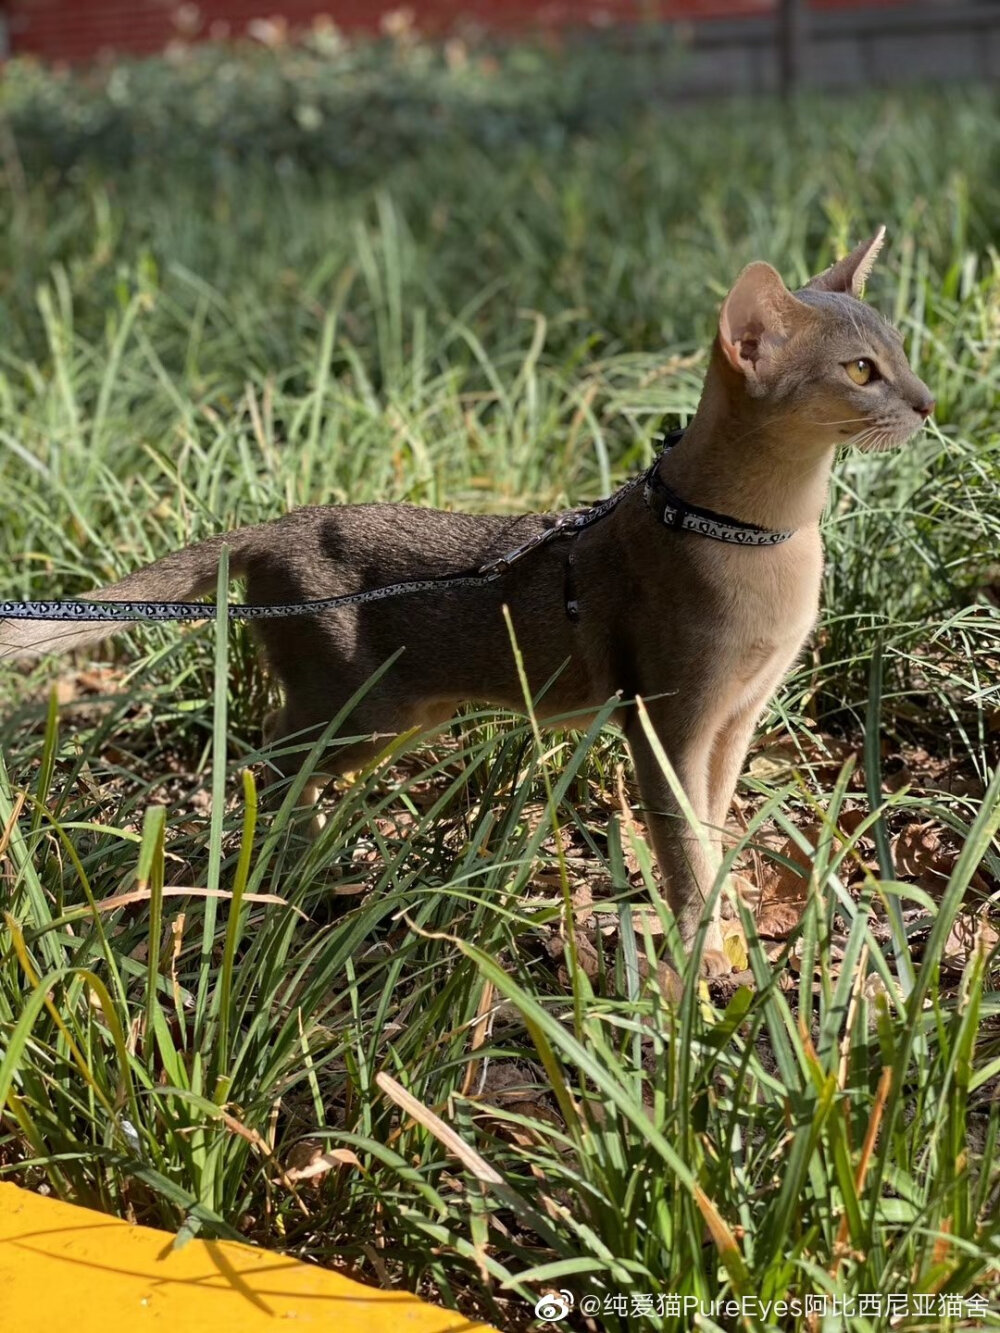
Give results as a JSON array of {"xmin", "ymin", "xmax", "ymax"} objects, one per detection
[{"xmin": 845, "ymin": 358, "xmax": 878, "ymax": 386}]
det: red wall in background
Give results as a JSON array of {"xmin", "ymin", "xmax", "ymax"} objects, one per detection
[{"xmin": 0, "ymin": 0, "xmax": 916, "ymax": 65}]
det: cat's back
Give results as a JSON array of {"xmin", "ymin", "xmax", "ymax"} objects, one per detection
[{"xmin": 242, "ymin": 501, "xmax": 551, "ymax": 592}]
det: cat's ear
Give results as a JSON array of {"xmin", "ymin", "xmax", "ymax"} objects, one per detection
[
  {"xmin": 718, "ymin": 262, "xmax": 804, "ymax": 387},
  {"xmin": 805, "ymin": 226, "xmax": 886, "ymax": 297}
]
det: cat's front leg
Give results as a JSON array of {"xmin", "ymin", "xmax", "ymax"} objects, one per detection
[{"xmin": 625, "ymin": 703, "xmax": 730, "ymax": 978}]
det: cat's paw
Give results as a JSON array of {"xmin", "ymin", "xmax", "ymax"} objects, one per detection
[
  {"xmin": 697, "ymin": 919, "xmax": 733, "ymax": 975},
  {"xmin": 699, "ymin": 948, "xmax": 734, "ymax": 978}
]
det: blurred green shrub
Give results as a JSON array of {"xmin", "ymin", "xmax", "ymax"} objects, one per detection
[{"xmin": 0, "ymin": 27, "xmax": 670, "ymax": 180}]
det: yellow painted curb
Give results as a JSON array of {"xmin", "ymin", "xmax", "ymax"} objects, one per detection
[{"xmin": 0, "ymin": 1182, "xmax": 497, "ymax": 1331}]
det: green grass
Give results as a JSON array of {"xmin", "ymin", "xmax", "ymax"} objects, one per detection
[{"xmin": 1, "ymin": 35, "xmax": 999, "ymax": 1331}]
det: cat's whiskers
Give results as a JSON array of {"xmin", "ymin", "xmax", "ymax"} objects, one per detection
[
  {"xmin": 805, "ymin": 416, "xmax": 873, "ymax": 427},
  {"xmin": 851, "ymin": 420, "xmax": 910, "ymax": 452},
  {"xmin": 847, "ymin": 425, "xmax": 884, "ymax": 450}
]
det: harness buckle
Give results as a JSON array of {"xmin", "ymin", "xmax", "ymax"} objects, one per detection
[{"xmin": 477, "ymin": 555, "xmax": 509, "ymax": 576}]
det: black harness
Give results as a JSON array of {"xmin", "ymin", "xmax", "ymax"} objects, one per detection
[{"xmin": 0, "ymin": 429, "xmax": 795, "ymax": 632}]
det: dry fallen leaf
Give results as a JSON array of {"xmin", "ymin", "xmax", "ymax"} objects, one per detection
[
  {"xmin": 892, "ymin": 821, "xmax": 952, "ymax": 881},
  {"xmin": 748, "ymin": 746, "xmax": 799, "ymax": 783},
  {"xmin": 890, "ymin": 822, "xmax": 992, "ymax": 900},
  {"xmin": 627, "ymin": 905, "xmax": 667, "ymax": 937},
  {"xmin": 54, "ymin": 667, "xmax": 124, "ymax": 705},
  {"xmin": 942, "ymin": 914, "xmax": 1000, "ymax": 970},
  {"xmin": 653, "ymin": 959, "xmax": 685, "ymax": 1004},
  {"xmin": 96, "ymin": 883, "xmax": 309, "ymax": 920},
  {"xmin": 376, "ymin": 1070, "xmax": 504, "ymax": 1186},
  {"xmin": 756, "ymin": 900, "xmax": 807, "ymax": 939},
  {"xmin": 284, "ymin": 1141, "xmax": 363, "ymax": 1183},
  {"xmin": 552, "ymin": 930, "xmax": 601, "ymax": 984},
  {"xmin": 477, "ymin": 1067, "xmax": 564, "ymax": 1137},
  {"xmin": 749, "ymin": 828, "xmax": 823, "ymax": 938},
  {"xmin": 837, "ymin": 807, "xmax": 870, "ymax": 839}
]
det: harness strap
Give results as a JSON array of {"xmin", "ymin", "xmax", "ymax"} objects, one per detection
[{"xmin": 563, "ymin": 550, "xmax": 580, "ymax": 623}]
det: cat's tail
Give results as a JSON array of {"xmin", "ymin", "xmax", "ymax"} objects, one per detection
[{"xmin": 0, "ymin": 529, "xmax": 263, "ymax": 661}]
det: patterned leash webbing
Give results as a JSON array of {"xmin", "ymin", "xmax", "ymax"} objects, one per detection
[
  {"xmin": 0, "ymin": 571, "xmax": 506, "ymax": 626},
  {"xmin": 0, "ymin": 469, "xmax": 646, "ymax": 626},
  {"xmin": 0, "ymin": 428, "xmax": 792, "ymax": 627}
]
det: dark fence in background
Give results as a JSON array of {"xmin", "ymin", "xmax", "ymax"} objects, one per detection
[{"xmin": 0, "ymin": 1, "xmax": 996, "ymax": 94}]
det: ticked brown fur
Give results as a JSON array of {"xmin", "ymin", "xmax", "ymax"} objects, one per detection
[{"xmin": 1, "ymin": 230, "xmax": 934, "ymax": 974}]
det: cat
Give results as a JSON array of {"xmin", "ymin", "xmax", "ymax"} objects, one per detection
[{"xmin": 0, "ymin": 228, "xmax": 934, "ymax": 975}]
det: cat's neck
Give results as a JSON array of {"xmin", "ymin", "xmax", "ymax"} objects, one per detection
[{"xmin": 657, "ymin": 344, "xmax": 837, "ymax": 533}]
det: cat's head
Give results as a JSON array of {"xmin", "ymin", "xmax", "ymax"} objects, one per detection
[{"xmin": 717, "ymin": 227, "xmax": 934, "ymax": 451}]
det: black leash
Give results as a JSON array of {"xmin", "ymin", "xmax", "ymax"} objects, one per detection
[{"xmin": 0, "ymin": 428, "xmax": 794, "ymax": 630}]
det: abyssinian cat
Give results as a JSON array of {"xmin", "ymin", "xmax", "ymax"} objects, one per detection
[{"xmin": 0, "ymin": 228, "xmax": 934, "ymax": 975}]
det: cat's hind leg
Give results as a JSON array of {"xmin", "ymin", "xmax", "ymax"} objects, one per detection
[{"xmin": 260, "ymin": 697, "xmax": 457, "ymax": 835}]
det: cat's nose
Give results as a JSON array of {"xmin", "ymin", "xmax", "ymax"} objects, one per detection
[{"xmin": 914, "ymin": 397, "xmax": 935, "ymax": 420}]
